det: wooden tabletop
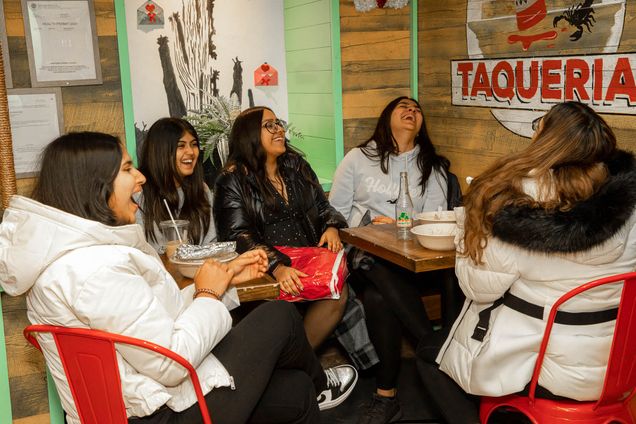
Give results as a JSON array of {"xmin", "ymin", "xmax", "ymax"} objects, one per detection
[
  {"xmin": 339, "ymin": 224, "xmax": 456, "ymax": 273},
  {"xmin": 161, "ymin": 255, "xmax": 279, "ymax": 302}
]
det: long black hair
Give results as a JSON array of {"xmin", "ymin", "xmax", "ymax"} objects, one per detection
[
  {"xmin": 359, "ymin": 96, "xmax": 450, "ymax": 195},
  {"xmin": 226, "ymin": 106, "xmax": 314, "ymax": 208},
  {"xmin": 32, "ymin": 132, "xmax": 122, "ymax": 226},
  {"xmin": 138, "ymin": 117, "xmax": 210, "ymax": 244}
]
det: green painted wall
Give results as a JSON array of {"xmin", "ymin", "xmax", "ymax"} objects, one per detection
[
  {"xmin": 284, "ymin": 0, "xmax": 343, "ymax": 186},
  {"xmin": 0, "ymin": 292, "xmax": 12, "ymax": 424}
]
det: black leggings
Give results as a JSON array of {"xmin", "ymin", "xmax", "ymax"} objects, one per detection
[
  {"xmin": 130, "ymin": 301, "xmax": 326, "ymax": 424},
  {"xmin": 416, "ymin": 329, "xmax": 481, "ymax": 424},
  {"xmin": 353, "ymin": 259, "xmax": 443, "ymax": 389}
]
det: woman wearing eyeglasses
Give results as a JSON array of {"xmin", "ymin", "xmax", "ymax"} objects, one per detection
[
  {"xmin": 213, "ymin": 106, "xmax": 362, "ymax": 408},
  {"xmin": 417, "ymin": 101, "xmax": 636, "ymax": 424}
]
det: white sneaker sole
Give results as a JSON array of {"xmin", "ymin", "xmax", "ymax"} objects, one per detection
[{"xmin": 318, "ymin": 371, "xmax": 359, "ymax": 411}]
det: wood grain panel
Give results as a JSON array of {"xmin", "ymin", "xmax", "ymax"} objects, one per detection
[
  {"xmin": 342, "ymin": 59, "xmax": 410, "ymax": 91},
  {"xmin": 14, "ymin": 414, "xmax": 50, "ymax": 424},
  {"xmin": 343, "ymin": 87, "xmax": 411, "ymax": 119},
  {"xmin": 4, "ymin": 0, "xmax": 25, "ymax": 36},
  {"xmin": 343, "ymin": 117, "xmax": 376, "ymax": 152},
  {"xmin": 16, "ymin": 178, "xmax": 35, "ymax": 196},
  {"xmin": 339, "ymin": 0, "xmax": 411, "ymax": 156},
  {"xmin": 341, "ymin": 31, "xmax": 410, "ymax": 62},
  {"xmin": 9, "ymin": 373, "xmax": 50, "ymax": 419}
]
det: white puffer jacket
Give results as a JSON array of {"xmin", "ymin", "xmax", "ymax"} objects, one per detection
[
  {"xmin": 437, "ymin": 151, "xmax": 636, "ymax": 401},
  {"xmin": 0, "ymin": 196, "xmax": 233, "ymax": 423}
]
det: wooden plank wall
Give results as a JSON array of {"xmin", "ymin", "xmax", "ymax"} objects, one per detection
[
  {"xmin": 340, "ymin": 0, "xmax": 411, "ymax": 153},
  {"xmin": 418, "ymin": 0, "xmax": 636, "ymax": 192},
  {"xmin": 2, "ymin": 0, "xmax": 124, "ymax": 421}
]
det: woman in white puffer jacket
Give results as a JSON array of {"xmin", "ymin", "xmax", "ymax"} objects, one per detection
[
  {"xmin": 0, "ymin": 132, "xmax": 336, "ymax": 424},
  {"xmin": 416, "ymin": 101, "xmax": 636, "ymax": 424}
]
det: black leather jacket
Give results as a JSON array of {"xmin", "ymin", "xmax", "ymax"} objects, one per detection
[{"xmin": 213, "ymin": 154, "xmax": 347, "ymax": 273}]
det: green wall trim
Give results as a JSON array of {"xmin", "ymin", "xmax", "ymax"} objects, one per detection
[
  {"xmin": 330, "ymin": 0, "xmax": 344, "ymax": 164},
  {"xmin": 114, "ymin": 0, "xmax": 137, "ymax": 165},
  {"xmin": 410, "ymin": 0, "xmax": 418, "ymax": 100},
  {"xmin": 0, "ymin": 294, "xmax": 12, "ymax": 424},
  {"xmin": 284, "ymin": 0, "xmax": 339, "ymax": 181},
  {"xmin": 48, "ymin": 368, "xmax": 64, "ymax": 424}
]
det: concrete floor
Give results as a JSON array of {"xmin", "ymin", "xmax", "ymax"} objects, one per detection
[
  {"xmin": 319, "ymin": 359, "xmax": 443, "ymax": 424},
  {"xmin": 317, "ymin": 336, "xmax": 443, "ymax": 424}
]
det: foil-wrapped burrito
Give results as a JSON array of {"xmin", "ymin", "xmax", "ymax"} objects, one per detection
[{"xmin": 174, "ymin": 242, "xmax": 237, "ymax": 261}]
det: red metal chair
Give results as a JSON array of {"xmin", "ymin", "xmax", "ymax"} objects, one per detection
[
  {"xmin": 24, "ymin": 325, "xmax": 213, "ymax": 424},
  {"xmin": 480, "ymin": 271, "xmax": 636, "ymax": 424}
]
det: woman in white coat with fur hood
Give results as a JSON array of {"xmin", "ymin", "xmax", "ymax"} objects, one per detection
[{"xmin": 417, "ymin": 101, "xmax": 636, "ymax": 423}]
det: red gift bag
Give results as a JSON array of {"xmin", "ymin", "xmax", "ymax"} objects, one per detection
[{"xmin": 275, "ymin": 246, "xmax": 348, "ymax": 302}]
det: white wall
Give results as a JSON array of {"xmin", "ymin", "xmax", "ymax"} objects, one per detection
[{"xmin": 125, "ymin": 0, "xmax": 289, "ymax": 130}]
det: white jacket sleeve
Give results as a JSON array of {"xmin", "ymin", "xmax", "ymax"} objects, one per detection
[
  {"xmin": 73, "ymin": 261, "xmax": 232, "ymax": 387},
  {"xmin": 455, "ymin": 235, "xmax": 520, "ymax": 303},
  {"xmin": 329, "ymin": 151, "xmax": 357, "ymax": 224}
]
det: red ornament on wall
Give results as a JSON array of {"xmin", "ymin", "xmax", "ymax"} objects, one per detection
[{"xmin": 254, "ymin": 63, "xmax": 278, "ymax": 86}]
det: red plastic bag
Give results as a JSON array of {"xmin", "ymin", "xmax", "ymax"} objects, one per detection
[{"xmin": 275, "ymin": 246, "xmax": 348, "ymax": 302}]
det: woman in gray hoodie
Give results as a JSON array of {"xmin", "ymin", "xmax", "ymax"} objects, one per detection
[{"xmin": 329, "ymin": 96, "xmax": 461, "ymax": 424}]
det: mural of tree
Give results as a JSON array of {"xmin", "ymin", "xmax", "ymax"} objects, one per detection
[
  {"xmin": 157, "ymin": 35, "xmax": 187, "ymax": 117},
  {"xmin": 165, "ymin": 0, "xmax": 239, "ymax": 113},
  {"xmin": 230, "ymin": 57, "xmax": 243, "ymax": 106}
]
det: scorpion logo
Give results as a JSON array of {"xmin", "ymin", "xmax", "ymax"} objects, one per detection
[{"xmin": 553, "ymin": 0, "xmax": 596, "ymax": 41}]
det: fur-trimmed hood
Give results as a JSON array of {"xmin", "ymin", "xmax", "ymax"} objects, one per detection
[{"xmin": 492, "ymin": 150, "xmax": 636, "ymax": 255}]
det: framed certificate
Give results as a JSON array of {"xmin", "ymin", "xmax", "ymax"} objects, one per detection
[
  {"xmin": 7, "ymin": 88, "xmax": 64, "ymax": 177},
  {"xmin": 0, "ymin": 0, "xmax": 12, "ymax": 88},
  {"xmin": 21, "ymin": 0, "xmax": 102, "ymax": 87}
]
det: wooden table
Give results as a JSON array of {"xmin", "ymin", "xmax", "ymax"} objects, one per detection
[
  {"xmin": 340, "ymin": 223, "xmax": 459, "ymax": 325},
  {"xmin": 161, "ymin": 255, "xmax": 279, "ymax": 302},
  {"xmin": 339, "ymin": 223, "xmax": 456, "ymax": 273}
]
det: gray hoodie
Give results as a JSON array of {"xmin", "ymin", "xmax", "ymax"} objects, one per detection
[{"xmin": 329, "ymin": 142, "xmax": 448, "ymax": 227}]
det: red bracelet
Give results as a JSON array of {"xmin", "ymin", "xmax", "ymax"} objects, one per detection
[{"xmin": 193, "ymin": 288, "xmax": 222, "ymax": 300}]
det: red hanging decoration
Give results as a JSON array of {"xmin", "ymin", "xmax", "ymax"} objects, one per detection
[
  {"xmin": 254, "ymin": 63, "xmax": 279, "ymax": 87},
  {"xmin": 377, "ymin": 0, "xmax": 387, "ymax": 7},
  {"xmin": 145, "ymin": 3, "xmax": 156, "ymax": 22}
]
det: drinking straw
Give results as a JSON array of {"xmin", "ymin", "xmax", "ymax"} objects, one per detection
[{"xmin": 163, "ymin": 199, "xmax": 183, "ymax": 244}]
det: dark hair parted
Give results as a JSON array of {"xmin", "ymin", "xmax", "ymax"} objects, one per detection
[
  {"xmin": 359, "ymin": 96, "xmax": 450, "ymax": 195},
  {"xmin": 32, "ymin": 132, "xmax": 122, "ymax": 226},
  {"xmin": 226, "ymin": 106, "xmax": 316, "ymax": 208},
  {"xmin": 138, "ymin": 117, "xmax": 211, "ymax": 244},
  {"xmin": 463, "ymin": 101, "xmax": 617, "ymax": 264}
]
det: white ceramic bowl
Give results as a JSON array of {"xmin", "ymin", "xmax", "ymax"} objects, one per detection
[
  {"xmin": 414, "ymin": 210, "xmax": 456, "ymax": 224},
  {"xmin": 411, "ymin": 223, "xmax": 457, "ymax": 251},
  {"xmin": 170, "ymin": 251, "xmax": 239, "ymax": 278}
]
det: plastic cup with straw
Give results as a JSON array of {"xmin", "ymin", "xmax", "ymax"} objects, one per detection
[{"xmin": 160, "ymin": 199, "xmax": 188, "ymax": 258}]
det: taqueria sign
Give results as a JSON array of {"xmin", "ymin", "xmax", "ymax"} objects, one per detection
[{"xmin": 452, "ymin": 53, "xmax": 636, "ymax": 115}]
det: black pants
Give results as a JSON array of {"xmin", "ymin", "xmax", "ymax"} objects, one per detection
[
  {"xmin": 353, "ymin": 258, "xmax": 459, "ymax": 389},
  {"xmin": 130, "ymin": 301, "xmax": 327, "ymax": 424},
  {"xmin": 416, "ymin": 329, "xmax": 481, "ymax": 424}
]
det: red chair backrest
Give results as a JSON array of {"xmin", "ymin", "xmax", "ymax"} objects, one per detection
[
  {"xmin": 528, "ymin": 272, "xmax": 636, "ymax": 408},
  {"xmin": 24, "ymin": 325, "xmax": 212, "ymax": 424}
]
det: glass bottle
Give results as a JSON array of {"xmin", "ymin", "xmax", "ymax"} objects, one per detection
[{"xmin": 395, "ymin": 172, "xmax": 414, "ymax": 240}]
